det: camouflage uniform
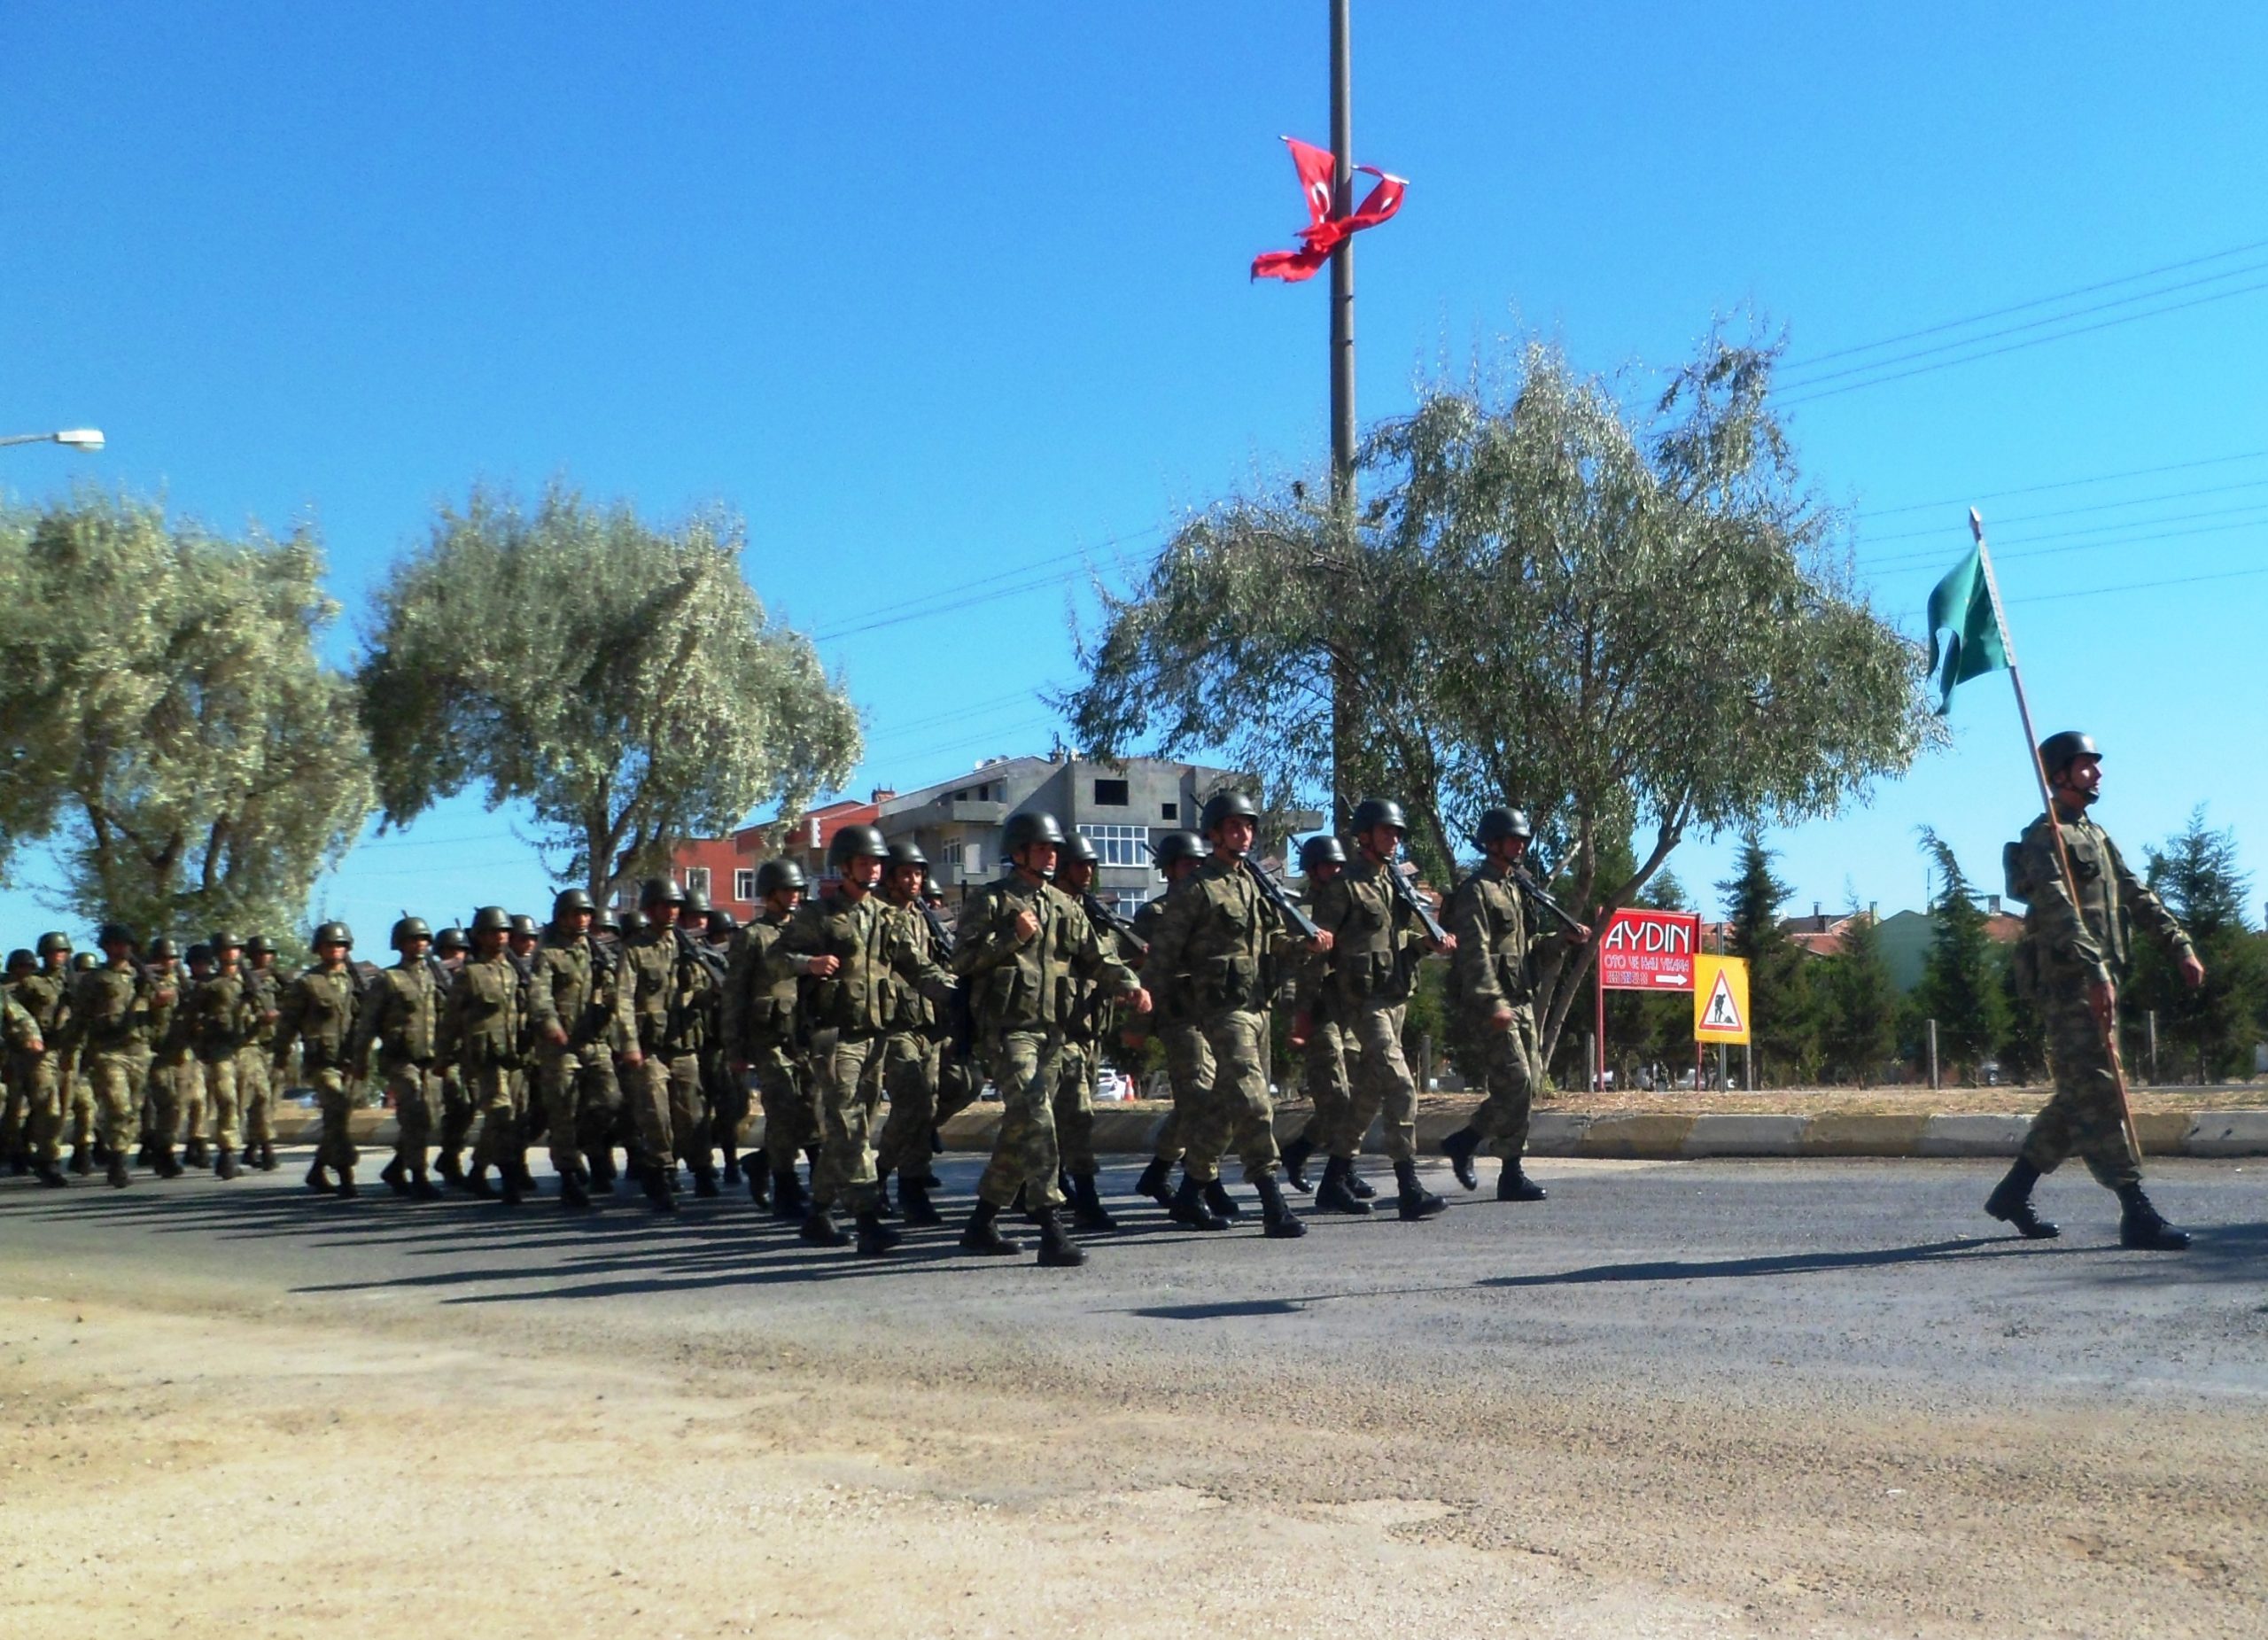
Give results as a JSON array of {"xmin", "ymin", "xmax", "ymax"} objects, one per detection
[
  {"xmin": 144, "ymin": 965, "xmax": 190, "ymax": 1153},
  {"xmin": 1309, "ymin": 854, "xmax": 1430, "ymax": 1162},
  {"xmin": 872, "ymin": 902, "xmax": 951, "ymax": 1182},
  {"xmin": 1445, "ymin": 859, "xmax": 1554, "ymax": 1163},
  {"xmin": 2007, "ymin": 804, "xmax": 2195, "ymax": 1190},
  {"xmin": 784, "ymin": 886, "xmax": 950, "ymax": 1214},
  {"xmin": 444, "ymin": 950, "xmax": 528, "ymax": 1177},
  {"xmin": 238, "ymin": 960, "xmax": 282, "ymax": 1162},
  {"xmin": 1132, "ymin": 896, "xmax": 1210, "ymax": 1167},
  {"xmin": 529, "ymin": 930, "xmax": 632, "ymax": 1182},
  {"xmin": 356, "ymin": 956, "xmax": 443, "ymax": 1177},
  {"xmin": 953, "ymin": 872, "xmax": 1137, "ymax": 1211},
  {"xmin": 617, "ymin": 923, "xmax": 722, "ymax": 1182},
  {"xmin": 1140, "ymin": 858, "xmax": 1294, "ymax": 1186},
  {"xmin": 7, "ymin": 965, "xmax": 69, "ymax": 1168},
  {"xmin": 273, "ymin": 964, "xmax": 362, "ymax": 1174},
  {"xmin": 182, "ymin": 965, "xmax": 253, "ymax": 1158},
  {"xmin": 723, "ymin": 907, "xmax": 813, "ymax": 1167},
  {"xmin": 67, "ymin": 960, "xmax": 166, "ymax": 1158},
  {"xmin": 2, "ymin": 997, "xmax": 46, "ymax": 1157}
]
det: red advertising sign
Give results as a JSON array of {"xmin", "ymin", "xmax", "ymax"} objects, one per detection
[{"xmin": 1597, "ymin": 909, "xmax": 1699, "ymax": 991}]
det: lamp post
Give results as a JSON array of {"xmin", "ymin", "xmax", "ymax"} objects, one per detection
[{"xmin": 0, "ymin": 429, "xmax": 105, "ymax": 451}]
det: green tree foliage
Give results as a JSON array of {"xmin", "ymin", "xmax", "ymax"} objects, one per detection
[
  {"xmin": 0, "ymin": 492, "xmax": 371, "ymax": 937},
  {"xmin": 1997, "ymin": 949, "xmax": 2046, "ymax": 1084},
  {"xmin": 1063, "ymin": 335, "xmax": 1937, "ymax": 1064},
  {"xmin": 1715, "ymin": 831, "xmax": 1818, "ymax": 1085},
  {"xmin": 1818, "ymin": 905, "xmax": 1898, "ymax": 1084},
  {"xmin": 356, "ymin": 486, "xmax": 860, "ymax": 900},
  {"xmin": 1915, "ymin": 828, "xmax": 2007, "ymax": 1084},
  {"xmin": 2127, "ymin": 808, "xmax": 2264, "ymax": 1083}
]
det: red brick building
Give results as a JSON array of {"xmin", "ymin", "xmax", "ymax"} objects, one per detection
[{"xmin": 664, "ymin": 790, "xmax": 894, "ymax": 918}]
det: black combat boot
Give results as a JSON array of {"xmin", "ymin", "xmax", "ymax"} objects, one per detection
[
  {"xmin": 182, "ymin": 1138, "xmax": 207, "ymax": 1168},
  {"xmin": 509, "ymin": 1156, "xmax": 539, "ymax": 1196},
  {"xmin": 106, "ymin": 1154, "xmax": 130, "ymax": 1187},
  {"xmin": 5, "ymin": 1148, "xmax": 25, "ymax": 1177},
  {"xmin": 799, "ymin": 1205, "xmax": 850, "ymax": 1247},
  {"xmin": 1314, "ymin": 1156, "xmax": 1371, "ymax": 1216},
  {"xmin": 35, "ymin": 1161, "xmax": 69, "ymax": 1188},
  {"xmin": 1254, "ymin": 1174, "xmax": 1307, "ymax": 1240},
  {"xmin": 305, "ymin": 1160, "xmax": 334, "ymax": 1194},
  {"xmin": 692, "ymin": 1167, "xmax": 721, "ymax": 1200},
  {"xmin": 559, "ymin": 1172, "xmax": 593, "ymax": 1210},
  {"xmin": 70, "ymin": 1145, "xmax": 92, "ymax": 1176},
  {"xmin": 642, "ymin": 1163, "xmax": 678, "ymax": 1215},
  {"xmin": 1440, "ymin": 1126, "xmax": 1481, "ymax": 1192},
  {"xmin": 497, "ymin": 1167, "xmax": 522, "ymax": 1207},
  {"xmin": 720, "ymin": 1150, "xmax": 742, "ymax": 1188},
  {"xmin": 1036, "ymin": 1207, "xmax": 1087, "ymax": 1267},
  {"xmin": 436, "ymin": 1150, "xmax": 465, "ymax": 1185},
  {"xmin": 2117, "ymin": 1184, "xmax": 2192, "ymax": 1251},
  {"xmin": 1201, "ymin": 1178, "xmax": 1244, "ymax": 1220},
  {"xmin": 770, "ymin": 1169, "xmax": 808, "ymax": 1223},
  {"xmin": 152, "ymin": 1146, "xmax": 183, "ymax": 1180},
  {"xmin": 854, "ymin": 1209, "xmax": 901, "ymax": 1257},
  {"xmin": 1394, "ymin": 1158, "xmax": 1447, "ymax": 1221},
  {"xmin": 1984, "ymin": 1159, "xmax": 2059, "ymax": 1239},
  {"xmin": 1496, "ymin": 1162, "xmax": 1547, "ymax": 1202},
  {"xmin": 1134, "ymin": 1155, "xmax": 1176, "ymax": 1206},
  {"xmin": 1278, "ymin": 1132, "xmax": 1317, "ymax": 1193},
  {"xmin": 214, "ymin": 1147, "xmax": 239, "ymax": 1181},
  {"xmin": 1347, "ymin": 1170, "xmax": 1377, "ymax": 1200},
  {"xmin": 1168, "ymin": 1174, "xmax": 1228, "ymax": 1232},
  {"xmin": 744, "ymin": 1158, "xmax": 772, "ymax": 1210},
  {"xmin": 379, "ymin": 1156, "xmax": 410, "ymax": 1197},
  {"xmin": 1068, "ymin": 1173, "xmax": 1117, "ymax": 1232},
  {"xmin": 258, "ymin": 1141, "xmax": 279, "ymax": 1171},
  {"xmin": 410, "ymin": 1164, "xmax": 442, "ymax": 1201},
  {"xmin": 585, "ymin": 1149, "xmax": 617, "ymax": 1194},
  {"xmin": 897, "ymin": 1178, "xmax": 944, "ymax": 1226},
  {"xmin": 334, "ymin": 1164, "xmax": 358, "ymax": 1201},
  {"xmin": 465, "ymin": 1162, "xmax": 496, "ymax": 1199},
  {"xmin": 959, "ymin": 1199, "xmax": 1022, "ymax": 1256},
  {"xmin": 873, "ymin": 1174, "xmax": 900, "ymax": 1219}
]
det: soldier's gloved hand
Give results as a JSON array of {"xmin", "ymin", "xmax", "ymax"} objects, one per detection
[
  {"xmin": 1487, "ymin": 1005, "xmax": 1514, "ymax": 1033},
  {"xmin": 1012, "ymin": 910, "xmax": 1041, "ymax": 943},
  {"xmin": 2179, "ymin": 953, "xmax": 2207, "ymax": 991},
  {"xmin": 1121, "ymin": 986, "xmax": 1153, "ymax": 1015},
  {"xmin": 545, "ymin": 1024, "xmax": 568, "ymax": 1045},
  {"xmin": 1306, "ymin": 931, "xmax": 1333, "ymax": 955},
  {"xmin": 2086, "ymin": 978, "xmax": 2117, "ymax": 1034},
  {"xmin": 805, "ymin": 954, "xmax": 842, "ymax": 978},
  {"xmin": 1429, "ymin": 932, "xmax": 1457, "ymax": 955}
]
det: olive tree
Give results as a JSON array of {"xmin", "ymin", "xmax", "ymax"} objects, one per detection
[
  {"xmin": 1064, "ymin": 335, "xmax": 1938, "ymax": 1061},
  {"xmin": 0, "ymin": 492, "xmax": 372, "ymax": 937},
  {"xmin": 356, "ymin": 485, "xmax": 860, "ymax": 899}
]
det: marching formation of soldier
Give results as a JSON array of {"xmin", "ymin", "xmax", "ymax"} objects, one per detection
[{"xmin": 0, "ymin": 736, "xmax": 2209, "ymax": 1262}]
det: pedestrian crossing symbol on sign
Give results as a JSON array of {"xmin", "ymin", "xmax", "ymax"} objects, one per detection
[{"xmin": 1693, "ymin": 954, "xmax": 1751, "ymax": 1045}]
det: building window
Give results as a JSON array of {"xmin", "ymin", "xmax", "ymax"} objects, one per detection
[
  {"xmin": 1077, "ymin": 823, "xmax": 1151, "ymax": 867},
  {"xmin": 1093, "ymin": 778, "xmax": 1130, "ymax": 807},
  {"xmin": 963, "ymin": 842, "xmax": 985, "ymax": 878},
  {"xmin": 734, "ymin": 868, "xmax": 756, "ymax": 903},
  {"xmin": 684, "ymin": 866, "xmax": 711, "ymax": 898},
  {"xmin": 1161, "ymin": 801, "xmax": 1177, "ymax": 820}
]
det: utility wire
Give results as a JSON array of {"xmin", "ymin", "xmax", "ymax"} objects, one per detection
[
  {"xmin": 1855, "ymin": 474, "xmax": 2268, "ymax": 545},
  {"xmin": 1856, "ymin": 449, "xmax": 2268, "ymax": 520}
]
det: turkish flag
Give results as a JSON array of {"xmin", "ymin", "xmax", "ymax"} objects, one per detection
[{"xmin": 1251, "ymin": 136, "xmax": 1406, "ymax": 283}]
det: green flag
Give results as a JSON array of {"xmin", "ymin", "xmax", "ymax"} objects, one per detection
[{"xmin": 1924, "ymin": 545, "xmax": 2008, "ymax": 713}]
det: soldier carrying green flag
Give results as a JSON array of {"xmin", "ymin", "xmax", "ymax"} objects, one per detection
[{"xmin": 1927, "ymin": 511, "xmax": 2202, "ymax": 1252}]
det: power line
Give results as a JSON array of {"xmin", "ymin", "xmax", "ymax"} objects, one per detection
[
  {"xmin": 1783, "ymin": 236, "xmax": 2268, "ymax": 371},
  {"xmin": 1856, "ymin": 448, "xmax": 2268, "ymax": 520},
  {"xmin": 809, "ymin": 524, "xmax": 1169, "ymax": 645},
  {"xmin": 2008, "ymin": 563, "xmax": 2268, "ymax": 605},
  {"xmin": 1856, "ymin": 472, "xmax": 2268, "ymax": 544},
  {"xmin": 1859, "ymin": 501, "xmax": 2268, "ymax": 573}
]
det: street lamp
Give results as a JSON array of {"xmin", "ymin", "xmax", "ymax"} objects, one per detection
[{"xmin": 0, "ymin": 428, "xmax": 105, "ymax": 451}]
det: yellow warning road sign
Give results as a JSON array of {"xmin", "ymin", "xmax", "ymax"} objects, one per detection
[{"xmin": 1693, "ymin": 954, "xmax": 1751, "ymax": 1045}]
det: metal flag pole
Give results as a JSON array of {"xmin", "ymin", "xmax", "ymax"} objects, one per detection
[{"xmin": 1969, "ymin": 508, "xmax": 2141, "ymax": 1159}]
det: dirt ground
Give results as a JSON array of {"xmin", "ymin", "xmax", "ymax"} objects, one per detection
[{"xmin": 4, "ymin": 1274, "xmax": 2263, "ymax": 1639}]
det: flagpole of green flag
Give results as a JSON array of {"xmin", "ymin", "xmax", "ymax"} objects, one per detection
[{"xmin": 1956, "ymin": 508, "xmax": 2143, "ymax": 1160}]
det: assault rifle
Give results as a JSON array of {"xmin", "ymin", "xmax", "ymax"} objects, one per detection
[
  {"xmin": 915, "ymin": 897, "xmax": 957, "ymax": 961},
  {"xmin": 1080, "ymin": 891, "xmax": 1148, "ymax": 957},
  {"xmin": 1509, "ymin": 865, "xmax": 1590, "ymax": 939},
  {"xmin": 1242, "ymin": 857, "xmax": 1324, "ymax": 942},
  {"xmin": 1385, "ymin": 859, "xmax": 1450, "ymax": 945}
]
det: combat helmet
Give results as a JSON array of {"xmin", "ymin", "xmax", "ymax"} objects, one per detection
[
  {"xmin": 390, "ymin": 916, "xmax": 431, "ymax": 952},
  {"xmin": 1150, "ymin": 830, "xmax": 1203, "ymax": 871},
  {"xmin": 1001, "ymin": 812, "xmax": 1066, "ymax": 857},
  {"xmin": 1199, "ymin": 789, "xmax": 1259, "ymax": 834},
  {"xmin": 827, "ymin": 825, "xmax": 888, "ymax": 868},
  {"xmin": 1297, "ymin": 834, "xmax": 1347, "ymax": 874},
  {"xmin": 1473, "ymin": 807, "xmax": 1533, "ymax": 847},
  {"xmin": 1349, "ymin": 797, "xmax": 1409, "ymax": 835},
  {"xmin": 755, "ymin": 859, "xmax": 807, "ymax": 898},
  {"xmin": 2038, "ymin": 731, "xmax": 2100, "ymax": 779},
  {"xmin": 35, "ymin": 931, "xmax": 72, "ymax": 959},
  {"xmin": 311, "ymin": 921, "xmax": 353, "ymax": 951},
  {"xmin": 470, "ymin": 906, "xmax": 512, "ymax": 935}
]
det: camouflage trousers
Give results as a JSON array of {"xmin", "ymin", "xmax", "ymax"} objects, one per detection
[
  {"xmin": 146, "ymin": 1047, "xmax": 190, "ymax": 1148},
  {"xmin": 437, "ymin": 1067, "xmax": 475, "ymax": 1164},
  {"xmin": 465, "ymin": 1061, "xmax": 522, "ymax": 1171},
  {"xmin": 178, "ymin": 1047, "xmax": 210, "ymax": 1148},
  {"xmin": 68, "ymin": 1065, "xmax": 94, "ymax": 1151},
  {"xmin": 975, "ymin": 1028, "xmax": 1067, "ymax": 1211},
  {"xmin": 236, "ymin": 1049, "xmax": 274, "ymax": 1150},
  {"xmin": 1469, "ymin": 1007, "xmax": 1543, "ymax": 1161},
  {"xmin": 1180, "ymin": 1008, "xmax": 1281, "ymax": 1186},
  {"xmin": 87, "ymin": 1049, "xmax": 144, "ymax": 1153},
  {"xmin": 874, "ymin": 1031, "xmax": 943, "ymax": 1179},
  {"xmin": 536, "ymin": 1041, "xmax": 620, "ymax": 1178},
  {"xmin": 745, "ymin": 1041, "xmax": 812, "ymax": 1165},
  {"xmin": 198, "ymin": 1053, "xmax": 242, "ymax": 1153},
  {"xmin": 626, "ymin": 1052, "xmax": 703, "ymax": 1177},
  {"xmin": 1054, "ymin": 1037, "xmax": 1101, "ymax": 1177},
  {"xmin": 1293, "ymin": 1017, "xmax": 1352, "ymax": 1151},
  {"xmin": 5, "ymin": 1053, "xmax": 61, "ymax": 1164},
  {"xmin": 384, "ymin": 1062, "xmax": 438, "ymax": 1164},
  {"xmin": 703, "ymin": 1047, "xmax": 750, "ymax": 1159},
  {"xmin": 308, "ymin": 1065, "xmax": 356, "ymax": 1171},
  {"xmin": 1149, "ymin": 1021, "xmax": 1215, "ymax": 1164},
  {"xmin": 1339, "ymin": 997, "xmax": 1418, "ymax": 1162},
  {"xmin": 807, "ymin": 1030, "xmax": 884, "ymax": 1213},
  {"xmin": 2020, "ymin": 988, "xmax": 2141, "ymax": 1191}
]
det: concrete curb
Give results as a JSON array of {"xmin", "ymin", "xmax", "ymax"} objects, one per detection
[{"xmin": 299, "ymin": 1101, "xmax": 2268, "ymax": 1160}]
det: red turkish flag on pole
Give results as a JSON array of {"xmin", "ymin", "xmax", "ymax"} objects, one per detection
[{"xmin": 1251, "ymin": 135, "xmax": 1406, "ymax": 283}]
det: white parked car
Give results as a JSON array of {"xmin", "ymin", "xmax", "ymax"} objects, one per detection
[{"xmin": 1094, "ymin": 1069, "xmax": 1133, "ymax": 1102}]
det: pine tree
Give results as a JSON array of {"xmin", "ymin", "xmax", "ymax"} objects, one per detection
[
  {"xmin": 1714, "ymin": 831, "xmax": 1817, "ymax": 1085},
  {"xmin": 1915, "ymin": 828, "xmax": 2008, "ymax": 1083},
  {"xmin": 2126, "ymin": 809, "xmax": 2265, "ymax": 1083},
  {"xmin": 1820, "ymin": 905, "xmax": 1897, "ymax": 1085}
]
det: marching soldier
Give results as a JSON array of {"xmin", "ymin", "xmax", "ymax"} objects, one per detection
[
  {"xmin": 669, "ymin": 884, "xmax": 729, "ymax": 1193},
  {"xmin": 1440, "ymin": 808, "xmax": 1588, "ymax": 1202},
  {"xmin": 274, "ymin": 922, "xmax": 365, "ymax": 1197},
  {"xmin": 5, "ymin": 942, "xmax": 66, "ymax": 1185},
  {"xmin": 528, "ymin": 889, "xmax": 631, "ymax": 1210},
  {"xmin": 783, "ymin": 827, "xmax": 954, "ymax": 1255},
  {"xmin": 1052, "ymin": 831, "xmax": 1133, "ymax": 1232},
  {"xmin": 1280, "ymin": 836, "xmax": 1370, "ymax": 1201},
  {"xmin": 724, "ymin": 859, "xmax": 814, "ymax": 1219},
  {"xmin": 872, "ymin": 842, "xmax": 954, "ymax": 1224},
  {"xmin": 1128, "ymin": 830, "xmax": 1212, "ymax": 1215},
  {"xmin": 428, "ymin": 926, "xmax": 474, "ymax": 1182},
  {"xmin": 1987, "ymin": 732, "xmax": 2202, "ymax": 1250},
  {"xmin": 1128, "ymin": 791, "xmax": 1315, "ymax": 1238},
  {"xmin": 238, "ymin": 936, "xmax": 284, "ymax": 1171},
  {"xmin": 356, "ymin": 917, "xmax": 446, "ymax": 1200},
  {"xmin": 66, "ymin": 925, "xmax": 173, "ymax": 1187},
  {"xmin": 951, "ymin": 812, "xmax": 1147, "ymax": 1266},
  {"xmin": 700, "ymin": 905, "xmax": 750, "ymax": 1188},
  {"xmin": 447, "ymin": 907, "xmax": 536, "ymax": 1204},
  {"xmin": 174, "ymin": 943, "xmax": 216, "ymax": 1167},
  {"xmin": 182, "ymin": 933, "xmax": 254, "ymax": 1180},
  {"xmin": 142, "ymin": 937, "xmax": 189, "ymax": 1176}
]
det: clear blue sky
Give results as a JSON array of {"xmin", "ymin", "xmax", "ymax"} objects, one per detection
[{"xmin": 4, "ymin": 2, "xmax": 2264, "ymax": 941}]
